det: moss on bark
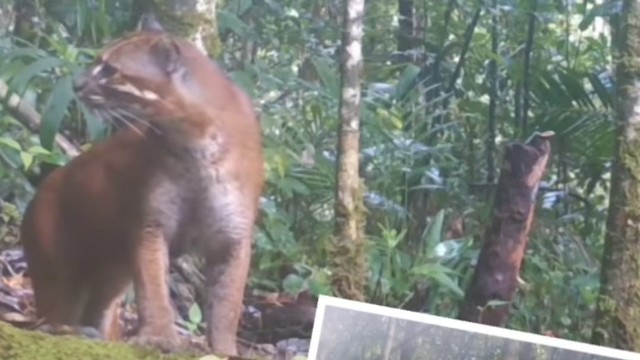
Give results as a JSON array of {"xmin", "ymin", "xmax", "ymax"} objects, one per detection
[
  {"xmin": 592, "ymin": 0, "xmax": 640, "ymax": 352},
  {"xmin": 0, "ymin": 322, "xmax": 199, "ymax": 360}
]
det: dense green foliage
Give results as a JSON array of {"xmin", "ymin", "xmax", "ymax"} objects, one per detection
[{"xmin": 0, "ymin": 0, "xmax": 620, "ymax": 344}]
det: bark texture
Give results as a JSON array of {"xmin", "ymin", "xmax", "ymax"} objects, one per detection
[
  {"xmin": 331, "ymin": 0, "xmax": 367, "ymax": 301},
  {"xmin": 458, "ymin": 132, "xmax": 553, "ymax": 325},
  {"xmin": 592, "ymin": 0, "xmax": 640, "ymax": 351},
  {"xmin": 397, "ymin": 0, "xmax": 414, "ymax": 51}
]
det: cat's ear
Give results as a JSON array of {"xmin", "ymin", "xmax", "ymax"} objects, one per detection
[
  {"xmin": 150, "ymin": 36, "xmax": 183, "ymax": 75},
  {"xmin": 137, "ymin": 13, "xmax": 165, "ymax": 32}
]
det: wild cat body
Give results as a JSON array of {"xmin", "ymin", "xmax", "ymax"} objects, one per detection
[{"xmin": 20, "ymin": 30, "xmax": 264, "ymax": 356}]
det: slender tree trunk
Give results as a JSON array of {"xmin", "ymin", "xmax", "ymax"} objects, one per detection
[
  {"xmin": 592, "ymin": 0, "xmax": 640, "ymax": 351},
  {"xmin": 521, "ymin": 0, "xmax": 537, "ymax": 134},
  {"xmin": 397, "ymin": 0, "xmax": 414, "ymax": 51},
  {"xmin": 486, "ymin": 0, "xmax": 499, "ymax": 183},
  {"xmin": 331, "ymin": 0, "xmax": 367, "ymax": 301},
  {"xmin": 514, "ymin": 83, "xmax": 522, "ymax": 128}
]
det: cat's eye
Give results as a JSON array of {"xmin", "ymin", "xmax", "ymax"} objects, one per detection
[{"xmin": 93, "ymin": 62, "xmax": 118, "ymax": 78}]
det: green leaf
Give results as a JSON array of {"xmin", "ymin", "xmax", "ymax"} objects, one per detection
[
  {"xmin": 233, "ymin": 0, "xmax": 254, "ymax": 14},
  {"xmin": 308, "ymin": 276, "xmax": 333, "ymax": 296},
  {"xmin": 395, "ymin": 64, "xmax": 421, "ymax": 102},
  {"xmin": 80, "ymin": 104, "xmax": 107, "ymax": 141},
  {"xmin": 289, "ymin": 178, "xmax": 310, "ymax": 195},
  {"xmin": 218, "ymin": 10, "xmax": 250, "ymax": 37},
  {"xmin": 0, "ymin": 138, "xmax": 22, "ymax": 151},
  {"xmin": 557, "ymin": 70, "xmax": 594, "ymax": 109},
  {"xmin": 423, "ymin": 209, "xmax": 445, "ymax": 254},
  {"xmin": 188, "ymin": 303, "xmax": 203, "ymax": 324},
  {"xmin": 0, "ymin": 48, "xmax": 48, "ymax": 66},
  {"xmin": 228, "ymin": 70, "xmax": 256, "ymax": 98},
  {"xmin": 411, "ymin": 262, "xmax": 456, "ymax": 277},
  {"xmin": 26, "ymin": 145, "xmax": 52, "ymax": 156},
  {"xmin": 20, "ymin": 152, "xmax": 34, "ymax": 170},
  {"xmin": 40, "ymin": 76, "xmax": 75, "ymax": 150},
  {"xmin": 431, "ymin": 270, "xmax": 464, "ymax": 297},
  {"xmin": 282, "ymin": 273, "xmax": 305, "ymax": 295},
  {"xmin": 311, "ymin": 57, "xmax": 339, "ymax": 97},
  {"xmin": 9, "ymin": 56, "xmax": 64, "ymax": 94},
  {"xmin": 588, "ymin": 72, "xmax": 613, "ymax": 108}
]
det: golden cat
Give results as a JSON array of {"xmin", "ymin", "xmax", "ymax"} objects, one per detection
[{"xmin": 20, "ymin": 22, "xmax": 264, "ymax": 356}]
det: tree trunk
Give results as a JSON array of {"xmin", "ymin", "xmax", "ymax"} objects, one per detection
[
  {"xmin": 331, "ymin": 0, "xmax": 367, "ymax": 301},
  {"xmin": 458, "ymin": 132, "xmax": 553, "ymax": 326},
  {"xmin": 397, "ymin": 0, "xmax": 414, "ymax": 51},
  {"xmin": 486, "ymin": 0, "xmax": 499, "ymax": 184},
  {"xmin": 591, "ymin": 0, "xmax": 640, "ymax": 351},
  {"xmin": 521, "ymin": 0, "xmax": 537, "ymax": 134},
  {"xmin": 132, "ymin": 0, "xmax": 221, "ymax": 57}
]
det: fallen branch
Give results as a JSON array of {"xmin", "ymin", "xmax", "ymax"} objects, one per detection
[{"xmin": 0, "ymin": 79, "xmax": 79, "ymax": 157}]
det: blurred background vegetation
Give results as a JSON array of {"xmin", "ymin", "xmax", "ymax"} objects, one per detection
[{"xmin": 0, "ymin": 0, "xmax": 618, "ymax": 345}]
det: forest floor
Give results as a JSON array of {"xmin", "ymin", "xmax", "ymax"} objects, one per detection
[{"xmin": 0, "ymin": 235, "xmax": 314, "ymax": 360}]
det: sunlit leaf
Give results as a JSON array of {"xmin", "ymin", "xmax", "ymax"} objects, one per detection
[
  {"xmin": 188, "ymin": 303, "xmax": 203, "ymax": 324},
  {"xmin": 423, "ymin": 209, "xmax": 445, "ymax": 254},
  {"xmin": 579, "ymin": 1, "xmax": 622, "ymax": 30},
  {"xmin": 20, "ymin": 152, "xmax": 34, "ymax": 170},
  {"xmin": 0, "ymin": 138, "xmax": 22, "ymax": 151}
]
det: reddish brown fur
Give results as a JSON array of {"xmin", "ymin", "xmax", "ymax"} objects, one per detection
[{"xmin": 21, "ymin": 30, "xmax": 263, "ymax": 356}]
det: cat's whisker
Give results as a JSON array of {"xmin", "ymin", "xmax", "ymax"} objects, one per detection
[
  {"xmin": 112, "ymin": 109, "xmax": 153, "ymax": 137},
  {"xmin": 100, "ymin": 108, "xmax": 120, "ymax": 126},
  {"xmin": 107, "ymin": 109, "xmax": 144, "ymax": 137},
  {"xmin": 92, "ymin": 109, "xmax": 109, "ymax": 124},
  {"xmin": 118, "ymin": 109, "xmax": 162, "ymax": 136}
]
